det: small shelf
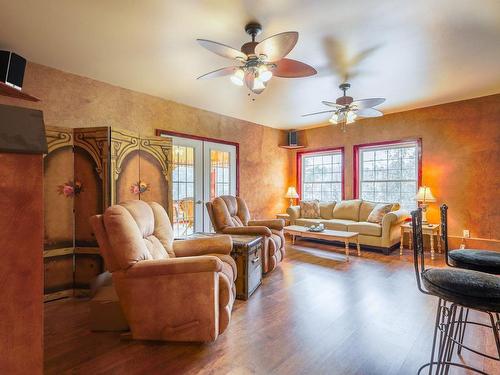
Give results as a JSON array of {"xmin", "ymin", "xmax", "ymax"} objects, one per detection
[
  {"xmin": 279, "ymin": 145, "xmax": 305, "ymax": 150},
  {"xmin": 0, "ymin": 81, "xmax": 40, "ymax": 102}
]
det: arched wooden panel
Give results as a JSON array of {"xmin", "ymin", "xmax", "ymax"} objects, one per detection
[
  {"xmin": 116, "ymin": 149, "xmax": 141, "ymax": 204},
  {"xmin": 43, "ymin": 145, "xmax": 74, "ymax": 250}
]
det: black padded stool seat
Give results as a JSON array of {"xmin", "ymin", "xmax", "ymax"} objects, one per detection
[
  {"xmin": 449, "ymin": 249, "xmax": 500, "ymax": 275},
  {"xmin": 422, "ymin": 268, "xmax": 500, "ymax": 313}
]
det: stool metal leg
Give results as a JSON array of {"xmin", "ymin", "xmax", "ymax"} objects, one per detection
[{"xmin": 457, "ymin": 307, "xmax": 469, "ymax": 356}]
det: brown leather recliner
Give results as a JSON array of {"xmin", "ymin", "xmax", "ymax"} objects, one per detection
[
  {"xmin": 90, "ymin": 200, "xmax": 236, "ymax": 342},
  {"xmin": 206, "ymin": 195, "xmax": 285, "ymax": 274}
]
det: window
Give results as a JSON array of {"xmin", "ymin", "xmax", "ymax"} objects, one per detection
[
  {"xmin": 298, "ymin": 148, "xmax": 344, "ymax": 201},
  {"xmin": 355, "ymin": 140, "xmax": 421, "ymax": 210}
]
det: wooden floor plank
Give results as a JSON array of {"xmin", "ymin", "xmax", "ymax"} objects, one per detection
[{"xmin": 44, "ymin": 240, "xmax": 500, "ymax": 374}]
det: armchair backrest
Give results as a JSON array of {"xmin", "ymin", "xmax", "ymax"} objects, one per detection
[
  {"xmin": 206, "ymin": 195, "xmax": 250, "ymax": 232},
  {"xmin": 90, "ymin": 200, "xmax": 176, "ymax": 272}
]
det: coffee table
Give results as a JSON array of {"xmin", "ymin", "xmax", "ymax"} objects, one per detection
[{"xmin": 284, "ymin": 225, "xmax": 360, "ymax": 261}]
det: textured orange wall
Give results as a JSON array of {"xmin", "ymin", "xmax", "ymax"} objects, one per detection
[
  {"xmin": 289, "ymin": 94, "xmax": 500, "ymax": 248},
  {"xmin": 0, "ymin": 63, "xmax": 289, "ymax": 219}
]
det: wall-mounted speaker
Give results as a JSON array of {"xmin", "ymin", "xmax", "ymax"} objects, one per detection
[
  {"xmin": 287, "ymin": 130, "xmax": 298, "ymax": 146},
  {"xmin": 0, "ymin": 51, "xmax": 27, "ymax": 90}
]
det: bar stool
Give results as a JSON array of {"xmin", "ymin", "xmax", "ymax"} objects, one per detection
[
  {"xmin": 411, "ymin": 209, "xmax": 500, "ymax": 374},
  {"xmin": 440, "ymin": 204, "xmax": 500, "ymax": 358},
  {"xmin": 441, "ymin": 204, "xmax": 500, "ymax": 275}
]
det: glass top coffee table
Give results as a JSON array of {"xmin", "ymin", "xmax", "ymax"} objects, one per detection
[{"xmin": 284, "ymin": 225, "xmax": 361, "ymax": 262}]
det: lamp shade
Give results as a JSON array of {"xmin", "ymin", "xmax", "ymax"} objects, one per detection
[
  {"xmin": 285, "ymin": 186, "xmax": 299, "ymax": 199},
  {"xmin": 415, "ymin": 186, "xmax": 436, "ymax": 202}
]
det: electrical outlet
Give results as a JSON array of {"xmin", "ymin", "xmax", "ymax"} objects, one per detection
[{"xmin": 463, "ymin": 229, "xmax": 470, "ymax": 238}]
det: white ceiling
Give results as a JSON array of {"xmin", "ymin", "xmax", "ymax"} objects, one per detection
[{"xmin": 1, "ymin": 0, "xmax": 499, "ymax": 129}]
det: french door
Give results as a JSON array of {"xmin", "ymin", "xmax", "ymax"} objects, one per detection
[{"xmin": 167, "ymin": 135, "xmax": 237, "ymax": 237}]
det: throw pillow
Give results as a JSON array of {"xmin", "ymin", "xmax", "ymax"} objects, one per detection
[
  {"xmin": 367, "ymin": 203, "xmax": 393, "ymax": 224},
  {"xmin": 300, "ymin": 200, "xmax": 320, "ymax": 218}
]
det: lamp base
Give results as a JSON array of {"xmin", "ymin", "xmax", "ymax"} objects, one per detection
[{"xmin": 420, "ymin": 203, "xmax": 429, "ymax": 224}]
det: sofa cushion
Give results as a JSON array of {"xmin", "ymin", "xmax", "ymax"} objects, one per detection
[
  {"xmin": 332, "ymin": 199, "xmax": 362, "ymax": 221},
  {"xmin": 367, "ymin": 203, "xmax": 393, "ymax": 224},
  {"xmin": 359, "ymin": 200, "xmax": 400, "ymax": 221},
  {"xmin": 320, "ymin": 219, "xmax": 357, "ymax": 231},
  {"xmin": 319, "ymin": 202, "xmax": 336, "ymax": 219},
  {"xmin": 295, "ymin": 218, "xmax": 322, "ymax": 227},
  {"xmin": 348, "ymin": 222, "xmax": 382, "ymax": 237},
  {"xmin": 300, "ymin": 200, "xmax": 320, "ymax": 218}
]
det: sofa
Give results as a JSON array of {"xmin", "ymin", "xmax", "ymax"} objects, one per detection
[
  {"xmin": 206, "ymin": 195, "xmax": 285, "ymax": 274},
  {"xmin": 287, "ymin": 199, "xmax": 409, "ymax": 254},
  {"xmin": 90, "ymin": 200, "xmax": 237, "ymax": 342}
]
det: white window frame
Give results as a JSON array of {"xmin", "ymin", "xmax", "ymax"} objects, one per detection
[
  {"xmin": 356, "ymin": 140, "xmax": 420, "ymax": 210},
  {"xmin": 299, "ymin": 149, "xmax": 344, "ymax": 202}
]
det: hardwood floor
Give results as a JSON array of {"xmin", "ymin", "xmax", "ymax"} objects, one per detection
[{"xmin": 45, "ymin": 240, "xmax": 499, "ymax": 375}]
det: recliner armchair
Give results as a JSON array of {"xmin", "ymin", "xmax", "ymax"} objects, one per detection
[
  {"xmin": 206, "ymin": 195, "xmax": 285, "ymax": 274},
  {"xmin": 90, "ymin": 200, "xmax": 236, "ymax": 342}
]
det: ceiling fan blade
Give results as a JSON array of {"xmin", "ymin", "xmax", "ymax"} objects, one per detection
[
  {"xmin": 197, "ymin": 66, "xmax": 239, "ymax": 80},
  {"xmin": 196, "ymin": 39, "xmax": 247, "ymax": 60},
  {"xmin": 351, "ymin": 98, "xmax": 385, "ymax": 109},
  {"xmin": 322, "ymin": 101, "xmax": 343, "ymax": 109},
  {"xmin": 302, "ymin": 109, "xmax": 336, "ymax": 117},
  {"xmin": 273, "ymin": 58, "xmax": 317, "ymax": 78},
  {"xmin": 254, "ymin": 31, "xmax": 298, "ymax": 62},
  {"xmin": 356, "ymin": 107, "xmax": 383, "ymax": 118}
]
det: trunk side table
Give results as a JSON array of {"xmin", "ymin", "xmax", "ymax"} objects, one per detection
[{"xmin": 182, "ymin": 233, "xmax": 263, "ymax": 300}]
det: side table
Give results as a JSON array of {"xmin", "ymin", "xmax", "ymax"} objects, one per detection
[
  {"xmin": 230, "ymin": 235, "xmax": 263, "ymax": 300},
  {"xmin": 400, "ymin": 223, "xmax": 441, "ymax": 259},
  {"xmin": 183, "ymin": 233, "xmax": 263, "ymax": 300}
]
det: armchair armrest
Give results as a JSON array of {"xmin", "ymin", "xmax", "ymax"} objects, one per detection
[
  {"xmin": 248, "ymin": 219, "xmax": 284, "ymax": 231},
  {"xmin": 221, "ymin": 226, "xmax": 272, "ymax": 237},
  {"xmin": 173, "ymin": 235, "xmax": 232, "ymax": 257},
  {"xmin": 286, "ymin": 206, "xmax": 301, "ymax": 220},
  {"xmin": 125, "ymin": 257, "xmax": 223, "ymax": 278}
]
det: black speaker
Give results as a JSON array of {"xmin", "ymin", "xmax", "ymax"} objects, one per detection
[
  {"xmin": 288, "ymin": 130, "xmax": 298, "ymax": 146},
  {"xmin": 0, "ymin": 51, "xmax": 27, "ymax": 89}
]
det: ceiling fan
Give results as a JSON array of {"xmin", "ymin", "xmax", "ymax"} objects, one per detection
[
  {"xmin": 196, "ymin": 22, "xmax": 317, "ymax": 94},
  {"xmin": 302, "ymin": 83, "xmax": 385, "ymax": 131}
]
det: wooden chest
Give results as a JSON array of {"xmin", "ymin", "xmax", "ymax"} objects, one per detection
[
  {"xmin": 229, "ymin": 235, "xmax": 263, "ymax": 300},
  {"xmin": 183, "ymin": 233, "xmax": 263, "ymax": 300}
]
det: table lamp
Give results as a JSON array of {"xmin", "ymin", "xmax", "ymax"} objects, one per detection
[
  {"xmin": 285, "ymin": 187, "xmax": 299, "ymax": 208},
  {"xmin": 415, "ymin": 186, "xmax": 436, "ymax": 224}
]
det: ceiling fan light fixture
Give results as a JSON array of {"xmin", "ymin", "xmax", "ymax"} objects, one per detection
[
  {"xmin": 329, "ymin": 113, "xmax": 339, "ymax": 124},
  {"xmin": 258, "ymin": 65, "xmax": 273, "ymax": 82},
  {"xmin": 230, "ymin": 68, "xmax": 244, "ymax": 86},
  {"xmin": 346, "ymin": 111, "xmax": 357, "ymax": 124},
  {"xmin": 253, "ymin": 77, "xmax": 266, "ymax": 91}
]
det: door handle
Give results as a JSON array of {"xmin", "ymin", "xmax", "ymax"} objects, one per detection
[{"xmin": 196, "ymin": 200, "xmax": 203, "ymax": 204}]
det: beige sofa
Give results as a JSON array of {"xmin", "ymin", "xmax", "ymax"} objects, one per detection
[{"xmin": 287, "ymin": 199, "xmax": 409, "ymax": 254}]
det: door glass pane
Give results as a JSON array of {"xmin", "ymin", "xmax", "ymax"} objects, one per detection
[
  {"xmin": 210, "ymin": 149, "xmax": 230, "ymax": 200},
  {"xmin": 172, "ymin": 145, "xmax": 195, "ymax": 237}
]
